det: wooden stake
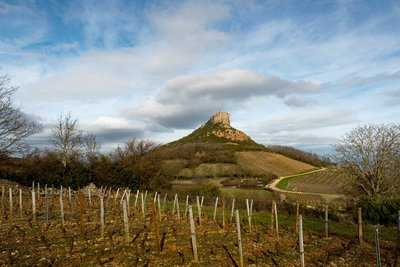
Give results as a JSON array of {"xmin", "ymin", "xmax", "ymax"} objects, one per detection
[
  {"xmin": 213, "ymin": 197, "xmax": 219, "ymax": 222},
  {"xmin": 1, "ymin": 186, "xmax": 4, "ymax": 219},
  {"xmin": 68, "ymin": 187, "xmax": 72, "ymax": 206},
  {"xmin": 246, "ymin": 199, "xmax": 251, "ymax": 232},
  {"xmin": 120, "ymin": 189, "xmax": 127, "ymax": 205},
  {"xmin": 144, "ymin": 190, "xmax": 148, "ymax": 202},
  {"xmin": 184, "ymin": 195, "xmax": 189, "ymax": 217},
  {"xmin": 230, "ymin": 198, "xmax": 235, "ymax": 223},
  {"xmin": 134, "ymin": 190, "xmax": 139, "ymax": 208},
  {"xmin": 271, "ymin": 201, "xmax": 274, "ymax": 234},
  {"xmin": 60, "ymin": 186, "xmax": 65, "ymax": 226},
  {"xmin": 123, "ymin": 199, "xmax": 129, "ymax": 243},
  {"xmin": 19, "ymin": 189, "xmax": 22, "ymax": 218},
  {"xmin": 126, "ymin": 190, "xmax": 131, "ymax": 216},
  {"xmin": 100, "ymin": 194, "xmax": 105, "ymax": 238},
  {"xmin": 299, "ymin": 215, "xmax": 305, "ymax": 267},
  {"xmin": 88, "ymin": 187, "xmax": 92, "ymax": 206},
  {"xmin": 114, "ymin": 188, "xmax": 120, "ymax": 204},
  {"xmin": 32, "ymin": 189, "xmax": 36, "ymax": 222},
  {"xmin": 274, "ymin": 201, "xmax": 279, "ymax": 239},
  {"xmin": 37, "ymin": 182, "xmax": 40, "ymax": 204},
  {"xmin": 9, "ymin": 188, "xmax": 13, "ymax": 221},
  {"xmin": 196, "ymin": 196, "xmax": 201, "ymax": 225},
  {"xmin": 358, "ymin": 207, "xmax": 363, "ymax": 245},
  {"xmin": 176, "ymin": 194, "xmax": 180, "ymax": 221},
  {"xmin": 235, "ymin": 210, "xmax": 244, "ymax": 267},
  {"xmin": 222, "ymin": 198, "xmax": 225, "ymax": 228},
  {"xmin": 172, "ymin": 194, "xmax": 177, "ymax": 214},
  {"xmin": 45, "ymin": 185, "xmax": 49, "ymax": 223},
  {"xmin": 375, "ymin": 225, "xmax": 381, "ymax": 267},
  {"xmin": 188, "ymin": 205, "xmax": 199, "ymax": 263},
  {"xmin": 141, "ymin": 193, "xmax": 145, "ymax": 219},
  {"xmin": 295, "ymin": 202, "xmax": 300, "ymax": 233},
  {"xmin": 153, "ymin": 192, "xmax": 158, "ymax": 204},
  {"xmin": 157, "ymin": 194, "xmax": 162, "ymax": 221},
  {"xmin": 324, "ymin": 205, "xmax": 329, "ymax": 238}
]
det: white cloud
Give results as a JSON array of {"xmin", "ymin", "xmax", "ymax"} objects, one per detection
[{"xmin": 131, "ymin": 69, "xmax": 320, "ymax": 128}]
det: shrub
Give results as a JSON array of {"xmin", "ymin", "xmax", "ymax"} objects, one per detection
[
  {"xmin": 174, "ymin": 183, "xmax": 220, "ymax": 199},
  {"xmin": 354, "ymin": 198, "xmax": 400, "ymax": 225}
]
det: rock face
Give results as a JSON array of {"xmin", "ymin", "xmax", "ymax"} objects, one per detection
[
  {"xmin": 209, "ymin": 112, "xmax": 230, "ymax": 126},
  {"xmin": 172, "ymin": 111, "xmax": 257, "ymax": 145}
]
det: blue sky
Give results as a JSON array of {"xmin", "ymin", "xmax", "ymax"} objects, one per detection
[{"xmin": 1, "ymin": 0, "xmax": 400, "ymax": 154}]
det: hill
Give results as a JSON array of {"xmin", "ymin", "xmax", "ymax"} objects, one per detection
[{"xmin": 154, "ymin": 112, "xmax": 316, "ymax": 179}]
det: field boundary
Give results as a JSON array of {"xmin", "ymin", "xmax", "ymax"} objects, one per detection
[{"xmin": 266, "ymin": 168, "xmax": 345, "ymax": 202}]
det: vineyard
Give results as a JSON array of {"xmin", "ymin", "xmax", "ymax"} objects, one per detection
[
  {"xmin": 0, "ymin": 181, "xmax": 399, "ymax": 266},
  {"xmin": 283, "ymin": 168, "xmax": 350, "ymax": 195}
]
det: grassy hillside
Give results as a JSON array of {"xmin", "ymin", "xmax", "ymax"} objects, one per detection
[
  {"xmin": 279, "ymin": 168, "xmax": 351, "ymax": 195},
  {"xmin": 236, "ymin": 151, "xmax": 316, "ymax": 177}
]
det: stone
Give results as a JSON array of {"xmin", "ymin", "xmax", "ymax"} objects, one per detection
[{"xmin": 208, "ymin": 112, "xmax": 230, "ymax": 126}]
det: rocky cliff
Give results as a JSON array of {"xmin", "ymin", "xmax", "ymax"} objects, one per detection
[{"xmin": 171, "ymin": 111, "xmax": 257, "ymax": 145}]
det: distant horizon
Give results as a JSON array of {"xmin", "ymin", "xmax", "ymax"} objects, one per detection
[{"xmin": 1, "ymin": 0, "xmax": 399, "ymax": 155}]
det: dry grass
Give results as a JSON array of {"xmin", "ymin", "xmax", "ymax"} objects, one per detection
[
  {"xmin": 286, "ymin": 168, "xmax": 350, "ymax": 195},
  {"xmin": 236, "ymin": 151, "xmax": 316, "ymax": 177},
  {"xmin": 0, "ymin": 184, "xmax": 398, "ymax": 266}
]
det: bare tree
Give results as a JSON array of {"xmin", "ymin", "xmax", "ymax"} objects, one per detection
[
  {"xmin": 113, "ymin": 138, "xmax": 158, "ymax": 162},
  {"xmin": 82, "ymin": 132, "xmax": 100, "ymax": 160},
  {"xmin": 52, "ymin": 113, "xmax": 82, "ymax": 168},
  {"xmin": 0, "ymin": 75, "xmax": 41, "ymax": 156},
  {"xmin": 335, "ymin": 124, "xmax": 400, "ymax": 199}
]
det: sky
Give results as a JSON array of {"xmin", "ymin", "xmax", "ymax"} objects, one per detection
[{"xmin": 1, "ymin": 0, "xmax": 400, "ymax": 155}]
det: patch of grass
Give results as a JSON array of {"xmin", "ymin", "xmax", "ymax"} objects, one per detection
[{"xmin": 276, "ymin": 168, "xmax": 325, "ymax": 190}]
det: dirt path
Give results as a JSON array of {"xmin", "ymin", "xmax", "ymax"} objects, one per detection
[{"xmin": 266, "ymin": 168, "xmax": 345, "ymax": 202}]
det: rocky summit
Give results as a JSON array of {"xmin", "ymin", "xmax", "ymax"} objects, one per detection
[{"xmin": 172, "ymin": 111, "xmax": 256, "ymax": 145}]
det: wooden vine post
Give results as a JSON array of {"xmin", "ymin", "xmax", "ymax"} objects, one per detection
[
  {"xmin": 45, "ymin": 185, "xmax": 49, "ymax": 223},
  {"xmin": 141, "ymin": 193, "xmax": 145, "ymax": 220},
  {"xmin": 196, "ymin": 196, "xmax": 202, "ymax": 225},
  {"xmin": 375, "ymin": 225, "xmax": 382, "ymax": 267},
  {"xmin": 68, "ymin": 187, "xmax": 72, "ymax": 207},
  {"xmin": 222, "ymin": 198, "xmax": 225, "ymax": 229},
  {"xmin": 134, "ymin": 190, "xmax": 139, "ymax": 208},
  {"xmin": 31, "ymin": 188, "xmax": 36, "ymax": 222},
  {"xmin": 213, "ymin": 197, "xmax": 219, "ymax": 222},
  {"xmin": 19, "ymin": 188, "xmax": 23, "ymax": 218},
  {"xmin": 88, "ymin": 188, "xmax": 92, "ymax": 206},
  {"xmin": 100, "ymin": 194, "xmax": 105, "ymax": 238},
  {"xmin": 230, "ymin": 198, "xmax": 235, "ymax": 223},
  {"xmin": 235, "ymin": 210, "xmax": 244, "ymax": 267},
  {"xmin": 1, "ymin": 186, "xmax": 4, "ymax": 219},
  {"xmin": 358, "ymin": 207, "xmax": 363, "ymax": 245},
  {"xmin": 324, "ymin": 205, "xmax": 329, "ymax": 238},
  {"xmin": 298, "ymin": 215, "xmax": 305, "ymax": 267},
  {"xmin": 184, "ymin": 195, "xmax": 189, "ymax": 217},
  {"xmin": 273, "ymin": 201, "xmax": 279, "ymax": 239},
  {"xmin": 8, "ymin": 188, "xmax": 13, "ymax": 222},
  {"xmin": 246, "ymin": 199, "xmax": 251, "ymax": 232},
  {"xmin": 122, "ymin": 199, "xmax": 129, "ymax": 243},
  {"xmin": 60, "ymin": 186, "xmax": 65, "ymax": 226},
  {"xmin": 157, "ymin": 194, "xmax": 162, "ymax": 221},
  {"xmin": 295, "ymin": 202, "xmax": 300, "ymax": 233},
  {"xmin": 188, "ymin": 205, "xmax": 199, "ymax": 263},
  {"xmin": 176, "ymin": 194, "xmax": 180, "ymax": 221}
]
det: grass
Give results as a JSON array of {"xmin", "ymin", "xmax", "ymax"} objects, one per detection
[
  {"xmin": 276, "ymin": 168, "xmax": 326, "ymax": 190},
  {"xmin": 0, "ymin": 187, "xmax": 398, "ymax": 266},
  {"xmin": 236, "ymin": 151, "xmax": 316, "ymax": 177}
]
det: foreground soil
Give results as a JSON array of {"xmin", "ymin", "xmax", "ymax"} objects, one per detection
[{"xmin": 0, "ymin": 189, "xmax": 398, "ymax": 266}]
